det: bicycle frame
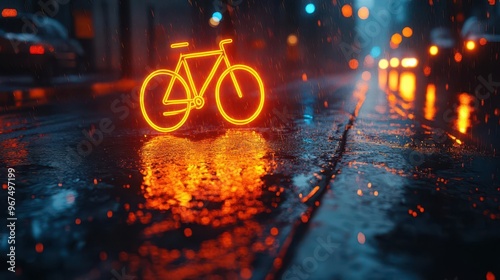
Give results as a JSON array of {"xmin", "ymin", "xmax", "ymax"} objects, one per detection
[
  {"xmin": 139, "ymin": 38, "xmax": 265, "ymax": 132},
  {"xmin": 163, "ymin": 39, "xmax": 243, "ymax": 106}
]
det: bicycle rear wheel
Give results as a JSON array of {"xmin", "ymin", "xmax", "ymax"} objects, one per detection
[
  {"xmin": 215, "ymin": 65, "xmax": 265, "ymax": 125},
  {"xmin": 140, "ymin": 69, "xmax": 192, "ymax": 132}
]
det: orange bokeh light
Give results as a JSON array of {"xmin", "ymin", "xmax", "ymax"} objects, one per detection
[
  {"xmin": 454, "ymin": 52, "xmax": 463, "ymax": 62},
  {"xmin": 466, "ymin": 40, "xmax": 476, "ymax": 50},
  {"xmin": 378, "ymin": 59, "xmax": 389, "ymax": 69},
  {"xmin": 390, "ymin": 57, "xmax": 400, "ymax": 68},
  {"xmin": 391, "ymin": 33, "xmax": 403, "ymax": 45},
  {"xmin": 358, "ymin": 7, "xmax": 369, "ymax": 19},
  {"xmin": 287, "ymin": 34, "xmax": 298, "ymax": 46},
  {"xmin": 349, "ymin": 59, "xmax": 359, "ymax": 69},
  {"xmin": 209, "ymin": 17, "xmax": 220, "ymax": 27},
  {"xmin": 341, "ymin": 4, "xmax": 353, "ymax": 17},
  {"xmin": 402, "ymin": 27, "xmax": 413, "ymax": 37},
  {"xmin": 140, "ymin": 39, "xmax": 265, "ymax": 132},
  {"xmin": 429, "ymin": 45, "xmax": 439, "ymax": 55}
]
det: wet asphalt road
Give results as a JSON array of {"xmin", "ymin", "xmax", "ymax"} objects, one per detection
[{"xmin": 0, "ymin": 67, "xmax": 499, "ymax": 280}]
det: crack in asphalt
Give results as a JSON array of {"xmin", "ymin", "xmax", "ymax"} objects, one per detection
[{"xmin": 267, "ymin": 80, "xmax": 368, "ymax": 280}]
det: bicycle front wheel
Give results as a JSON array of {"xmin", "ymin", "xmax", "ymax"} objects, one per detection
[
  {"xmin": 215, "ymin": 65, "xmax": 265, "ymax": 125},
  {"xmin": 140, "ymin": 69, "xmax": 192, "ymax": 132}
]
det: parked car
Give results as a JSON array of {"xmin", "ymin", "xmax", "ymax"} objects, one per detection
[
  {"xmin": 424, "ymin": 27, "xmax": 460, "ymax": 80},
  {"xmin": 0, "ymin": 8, "xmax": 85, "ymax": 83},
  {"xmin": 425, "ymin": 15, "xmax": 500, "ymax": 83},
  {"xmin": 460, "ymin": 16, "xmax": 500, "ymax": 79}
]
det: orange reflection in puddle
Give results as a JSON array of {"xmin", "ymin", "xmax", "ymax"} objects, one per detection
[
  {"xmin": 399, "ymin": 71, "xmax": 416, "ymax": 103},
  {"xmin": 10, "ymin": 88, "xmax": 51, "ymax": 107},
  {"xmin": 127, "ymin": 130, "xmax": 274, "ymax": 279},
  {"xmin": 0, "ymin": 137, "xmax": 28, "ymax": 166},
  {"xmin": 388, "ymin": 70, "xmax": 399, "ymax": 92},
  {"xmin": 29, "ymin": 88, "xmax": 48, "ymax": 100},
  {"xmin": 387, "ymin": 92, "xmax": 398, "ymax": 113},
  {"xmin": 425, "ymin": 84, "xmax": 436, "ymax": 121},
  {"xmin": 140, "ymin": 130, "xmax": 269, "ymax": 217},
  {"xmin": 384, "ymin": 71, "xmax": 416, "ymax": 119},
  {"xmin": 456, "ymin": 93, "xmax": 474, "ymax": 134},
  {"xmin": 378, "ymin": 69, "xmax": 388, "ymax": 90}
]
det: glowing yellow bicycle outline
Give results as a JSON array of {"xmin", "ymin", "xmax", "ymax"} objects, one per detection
[{"xmin": 140, "ymin": 39, "xmax": 265, "ymax": 132}]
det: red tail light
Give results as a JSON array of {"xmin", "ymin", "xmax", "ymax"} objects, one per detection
[
  {"xmin": 1, "ymin": 8, "xmax": 17, "ymax": 18},
  {"xmin": 30, "ymin": 45, "xmax": 45, "ymax": 55}
]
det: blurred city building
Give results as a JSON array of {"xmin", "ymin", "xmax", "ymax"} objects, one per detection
[
  {"xmin": 7, "ymin": 0, "xmax": 495, "ymax": 79},
  {"xmin": 1, "ymin": 0, "xmax": 193, "ymax": 77}
]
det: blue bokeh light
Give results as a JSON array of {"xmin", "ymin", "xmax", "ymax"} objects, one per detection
[
  {"xmin": 212, "ymin": 12, "xmax": 223, "ymax": 21},
  {"xmin": 305, "ymin": 3, "xmax": 316, "ymax": 14},
  {"xmin": 370, "ymin": 46, "xmax": 381, "ymax": 58}
]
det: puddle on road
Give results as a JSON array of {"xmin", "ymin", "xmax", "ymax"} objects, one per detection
[
  {"xmin": 113, "ymin": 130, "xmax": 287, "ymax": 279},
  {"xmin": 456, "ymin": 93, "xmax": 474, "ymax": 134}
]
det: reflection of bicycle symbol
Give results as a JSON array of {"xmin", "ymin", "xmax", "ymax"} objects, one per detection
[{"xmin": 140, "ymin": 39, "xmax": 265, "ymax": 132}]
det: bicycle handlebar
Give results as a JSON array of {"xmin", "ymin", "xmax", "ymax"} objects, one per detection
[{"xmin": 171, "ymin": 42, "xmax": 189, "ymax": 49}]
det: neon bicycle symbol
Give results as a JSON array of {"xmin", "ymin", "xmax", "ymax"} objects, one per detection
[{"xmin": 140, "ymin": 39, "xmax": 265, "ymax": 132}]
